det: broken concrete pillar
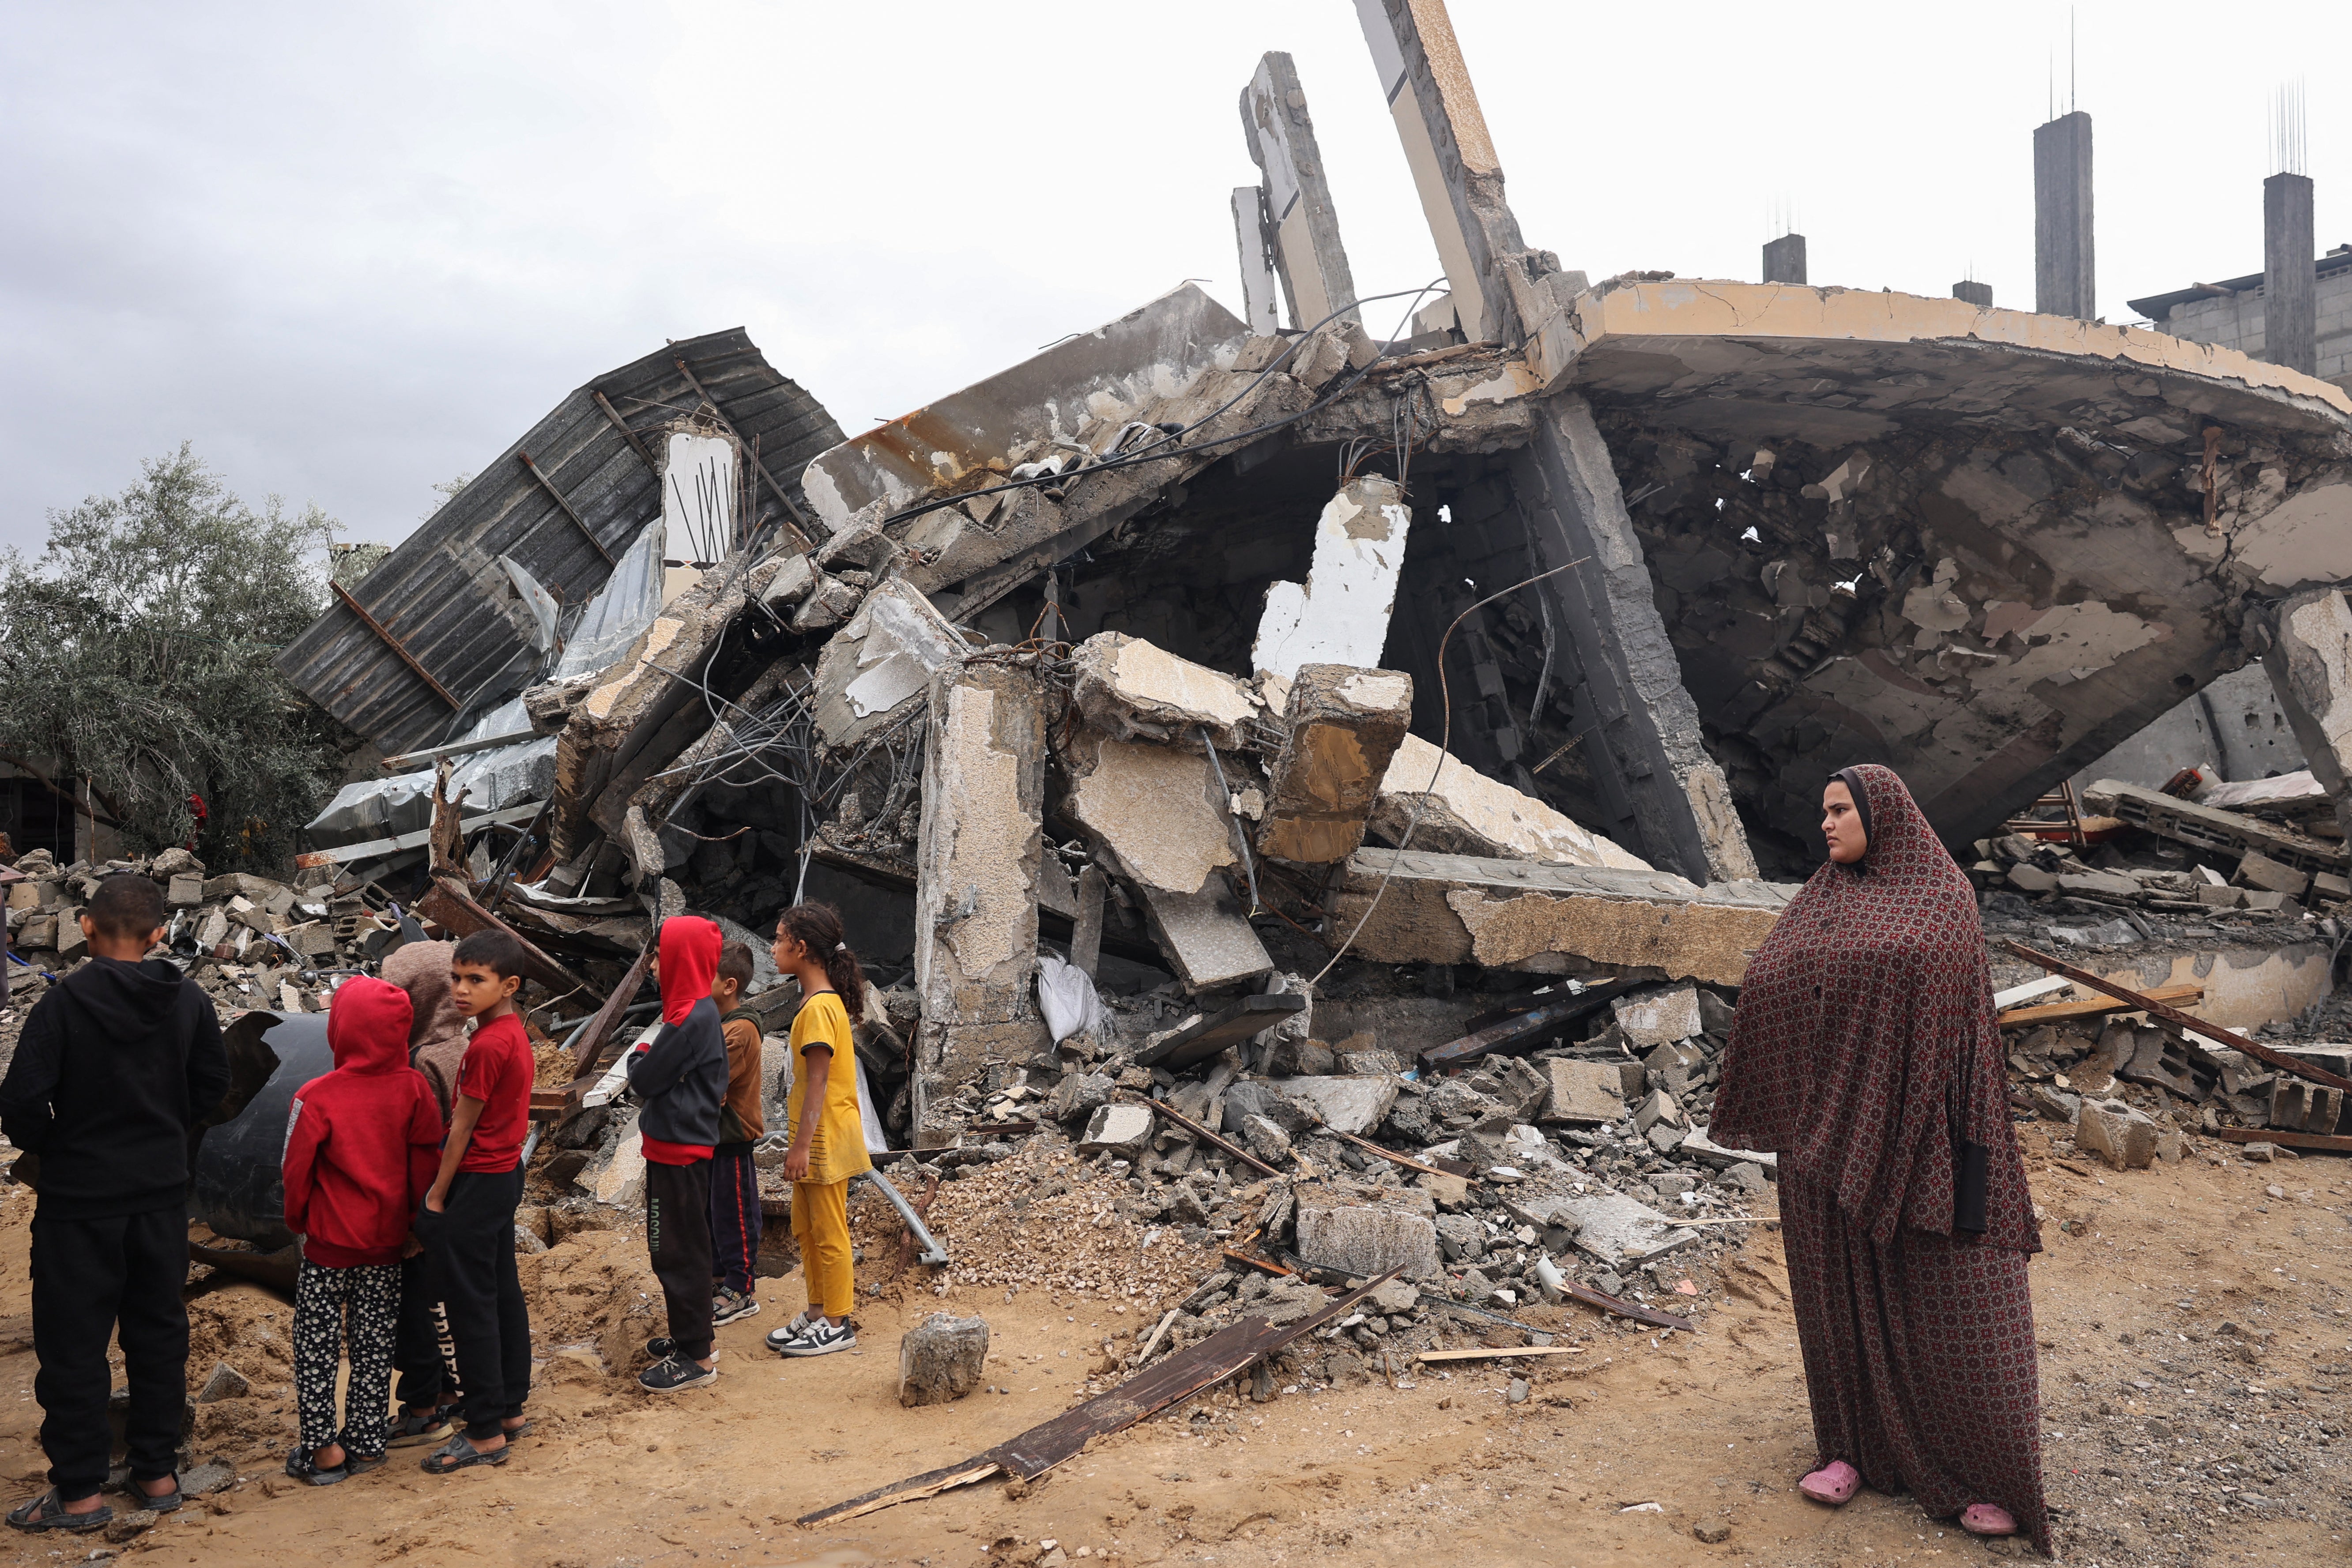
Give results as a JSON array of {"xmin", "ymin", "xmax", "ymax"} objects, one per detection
[
  {"xmin": 1063, "ymin": 731, "xmax": 1235, "ymax": 894},
  {"xmin": 912, "ymin": 661, "xmax": 1051, "ymax": 1148},
  {"xmin": 2076, "ymin": 1097, "xmax": 2157, "ymax": 1170},
  {"xmin": 1761, "ymin": 233, "xmax": 1807, "ymax": 286},
  {"xmin": 1504, "ymin": 396, "xmax": 1760, "ymax": 884},
  {"xmin": 1239, "ymin": 52, "xmax": 1357, "ymax": 332},
  {"xmin": 1253, "ymin": 478, "xmax": 1411, "ymax": 681},
  {"xmin": 1324, "ymin": 847, "xmax": 1796, "ymax": 985},
  {"xmin": 1351, "ymin": 0, "xmax": 1521, "ymax": 345},
  {"xmin": 1138, "ymin": 879, "xmax": 1273, "ymax": 994},
  {"xmin": 1953, "ymin": 279, "xmax": 1994, "ymax": 308},
  {"xmin": 1230, "ymin": 186, "xmax": 1282, "ymax": 336},
  {"xmin": 1256, "ymin": 666, "xmax": 1413, "ymax": 864},
  {"xmin": 2033, "ymin": 110, "xmax": 2095, "ymax": 319},
  {"xmin": 1069, "ymin": 632, "xmax": 1266, "ymax": 751},
  {"xmin": 2264, "ymin": 172, "xmax": 2317, "ymax": 377},
  {"xmin": 1369, "ymin": 733, "xmax": 1651, "ymax": 871},
  {"xmin": 2259, "ymin": 588, "xmax": 2352, "ymax": 846},
  {"xmin": 898, "ymin": 1312, "xmax": 989, "ymax": 1407},
  {"xmin": 810, "ymin": 579, "xmax": 967, "ymax": 749}
]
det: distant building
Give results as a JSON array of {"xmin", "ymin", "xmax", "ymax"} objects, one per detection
[{"xmin": 2128, "ymin": 244, "xmax": 2352, "ymax": 394}]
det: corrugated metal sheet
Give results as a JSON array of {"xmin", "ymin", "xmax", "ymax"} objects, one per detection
[{"xmin": 278, "ymin": 328, "xmax": 842, "ymax": 754}]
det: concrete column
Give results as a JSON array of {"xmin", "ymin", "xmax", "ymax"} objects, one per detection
[
  {"xmin": 2260, "ymin": 587, "xmax": 2352, "ymax": 844},
  {"xmin": 910, "ymin": 661, "xmax": 1050, "ymax": 1147},
  {"xmin": 1352, "ymin": 0, "xmax": 1526, "ymax": 345},
  {"xmin": 2265, "ymin": 173, "xmax": 2317, "ymax": 376},
  {"xmin": 1229, "ymin": 185, "xmax": 1282, "ymax": 336},
  {"xmin": 1238, "ymin": 53, "xmax": 1358, "ymax": 331},
  {"xmin": 2033, "ymin": 111, "xmax": 2096, "ymax": 319},
  {"xmin": 1503, "ymin": 396, "xmax": 1760, "ymax": 885},
  {"xmin": 1953, "ymin": 280, "xmax": 1994, "ymax": 308},
  {"xmin": 1761, "ymin": 234, "xmax": 1807, "ymax": 286}
]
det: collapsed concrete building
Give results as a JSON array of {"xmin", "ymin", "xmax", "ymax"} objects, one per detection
[{"xmin": 248, "ymin": 0, "xmax": 2352, "ymax": 1179}]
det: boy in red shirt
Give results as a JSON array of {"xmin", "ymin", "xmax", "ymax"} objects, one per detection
[
  {"xmin": 414, "ymin": 931, "xmax": 536, "ymax": 1473},
  {"xmin": 280, "ymin": 976, "xmax": 443, "ymax": 1484}
]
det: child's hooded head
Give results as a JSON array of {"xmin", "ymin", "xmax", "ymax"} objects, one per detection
[
  {"xmin": 327, "ymin": 975, "xmax": 415, "ymax": 1072},
  {"xmin": 657, "ymin": 916, "xmax": 723, "ymax": 1025}
]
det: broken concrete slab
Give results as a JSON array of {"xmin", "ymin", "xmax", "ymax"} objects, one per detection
[
  {"xmin": 1138, "ymin": 879, "xmax": 1274, "ymax": 994},
  {"xmin": 1269, "ymin": 1074, "xmax": 1401, "ymax": 1138},
  {"xmin": 1135, "ymin": 993, "xmax": 1308, "ymax": 1072},
  {"xmin": 1255, "ymin": 665, "xmax": 1413, "ymax": 864},
  {"xmin": 1238, "ymin": 51, "xmax": 1357, "ymax": 335},
  {"xmin": 1252, "ymin": 477, "xmax": 1410, "ymax": 680},
  {"xmin": 1509, "ymin": 1191, "xmax": 1700, "ymax": 1270},
  {"xmin": 2259, "ymin": 587, "xmax": 2352, "ymax": 846},
  {"xmin": 1068, "ymin": 631, "xmax": 1267, "ymax": 751},
  {"xmin": 2080, "ymin": 780, "xmax": 2347, "ymax": 876},
  {"xmin": 912, "ymin": 662, "xmax": 1052, "ymax": 1147},
  {"xmin": 1064, "ymin": 732, "xmax": 1234, "ymax": 894},
  {"xmin": 1293, "ymin": 1198, "xmax": 1440, "ymax": 1281},
  {"xmin": 1540, "ymin": 1060, "xmax": 1625, "ymax": 1125},
  {"xmin": 1368, "ymin": 733, "xmax": 1652, "ymax": 871},
  {"xmin": 1078, "ymin": 1102, "xmax": 1155, "ymax": 1159},
  {"xmin": 810, "ymin": 579, "xmax": 969, "ymax": 749},
  {"xmin": 2234, "ymin": 850, "xmax": 2311, "ymax": 898},
  {"xmin": 1613, "ymin": 985, "xmax": 1701, "ymax": 1049},
  {"xmin": 1325, "ymin": 848, "xmax": 1797, "ymax": 984},
  {"xmin": 1678, "ymin": 1125, "xmax": 1777, "ymax": 1174},
  {"xmin": 2077, "ymin": 1097, "xmax": 2159, "ymax": 1170}
]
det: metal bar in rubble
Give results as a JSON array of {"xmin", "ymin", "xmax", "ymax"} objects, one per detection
[
  {"xmin": 517, "ymin": 450, "xmax": 616, "ymax": 566},
  {"xmin": 671, "ymin": 355, "xmax": 816, "ymax": 547},
  {"xmin": 328, "ymin": 582, "xmax": 460, "ymax": 709},
  {"xmin": 2002, "ymin": 940, "xmax": 2352, "ymax": 1093},
  {"xmin": 857, "ymin": 1168, "xmax": 949, "ymax": 1266}
]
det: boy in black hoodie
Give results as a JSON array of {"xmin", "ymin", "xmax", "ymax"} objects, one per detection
[
  {"xmin": 628, "ymin": 916, "xmax": 728, "ymax": 1394},
  {"xmin": 0, "ymin": 874, "xmax": 228, "ymax": 1534}
]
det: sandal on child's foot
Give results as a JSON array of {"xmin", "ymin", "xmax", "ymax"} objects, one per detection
[
  {"xmin": 421, "ymin": 1436, "xmax": 507, "ymax": 1474},
  {"xmin": 639, "ymin": 1353, "xmax": 720, "ymax": 1393},
  {"xmin": 284, "ymin": 1448, "xmax": 350, "ymax": 1487},
  {"xmin": 712, "ymin": 1285, "xmax": 760, "ymax": 1326},
  {"xmin": 500, "ymin": 1418, "xmax": 533, "ymax": 1441},
  {"xmin": 339, "ymin": 1449, "xmax": 388, "ymax": 1477},
  {"xmin": 5, "ymin": 1490, "xmax": 110, "ymax": 1534},
  {"xmin": 1798, "ymin": 1461, "xmax": 1860, "ymax": 1506},
  {"xmin": 1960, "ymin": 1504, "xmax": 2018, "ymax": 1537},
  {"xmin": 386, "ymin": 1403, "xmax": 456, "ymax": 1448},
  {"xmin": 132, "ymin": 1479, "xmax": 184, "ymax": 1514}
]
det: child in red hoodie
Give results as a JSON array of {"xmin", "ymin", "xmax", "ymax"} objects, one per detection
[{"xmin": 281, "ymin": 976, "xmax": 445, "ymax": 1485}]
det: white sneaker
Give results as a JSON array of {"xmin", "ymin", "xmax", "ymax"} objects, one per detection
[
  {"xmin": 764, "ymin": 1311, "xmax": 814, "ymax": 1351},
  {"xmin": 775, "ymin": 1319, "xmax": 856, "ymax": 1357}
]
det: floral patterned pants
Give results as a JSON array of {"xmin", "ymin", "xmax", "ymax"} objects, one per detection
[{"xmin": 292, "ymin": 1259, "xmax": 400, "ymax": 1458}]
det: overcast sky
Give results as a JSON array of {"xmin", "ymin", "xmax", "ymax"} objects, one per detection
[{"xmin": 3, "ymin": 1, "xmax": 2343, "ymax": 557}]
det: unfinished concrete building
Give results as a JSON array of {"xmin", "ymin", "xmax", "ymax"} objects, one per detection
[{"xmin": 262, "ymin": 0, "xmax": 2352, "ymax": 1164}]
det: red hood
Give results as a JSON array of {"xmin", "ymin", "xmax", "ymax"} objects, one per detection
[
  {"xmin": 658, "ymin": 916, "xmax": 721, "ymax": 1025},
  {"xmin": 328, "ymin": 975, "xmax": 415, "ymax": 1073}
]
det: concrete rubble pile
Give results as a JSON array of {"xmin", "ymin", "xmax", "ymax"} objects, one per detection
[{"xmin": 16, "ymin": 0, "xmax": 2352, "ymax": 1398}]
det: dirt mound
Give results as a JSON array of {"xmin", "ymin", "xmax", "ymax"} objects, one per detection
[
  {"xmin": 516, "ymin": 1216, "xmax": 663, "ymax": 1382},
  {"xmin": 183, "ymin": 1283, "xmax": 299, "ymax": 1462}
]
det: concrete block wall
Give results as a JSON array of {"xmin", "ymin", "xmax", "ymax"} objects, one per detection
[
  {"xmin": 2069, "ymin": 663, "xmax": 2306, "ymax": 795},
  {"xmin": 2159, "ymin": 270, "xmax": 2352, "ymax": 389}
]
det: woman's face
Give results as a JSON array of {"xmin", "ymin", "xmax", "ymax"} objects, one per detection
[{"xmin": 1821, "ymin": 780, "xmax": 1869, "ymax": 864}]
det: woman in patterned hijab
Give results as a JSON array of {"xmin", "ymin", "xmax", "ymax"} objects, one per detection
[{"xmin": 1711, "ymin": 764, "xmax": 2047, "ymax": 1553}]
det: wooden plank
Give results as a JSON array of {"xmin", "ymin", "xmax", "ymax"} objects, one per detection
[
  {"xmin": 799, "ymin": 1272, "xmax": 1397, "ymax": 1527},
  {"xmin": 567, "ymin": 942, "xmax": 656, "ymax": 1080},
  {"xmin": 1997, "ymin": 982, "xmax": 2203, "ymax": 1028},
  {"xmin": 2210, "ymin": 1127, "xmax": 2352, "ymax": 1154},
  {"xmin": 416, "ymin": 875, "xmax": 602, "ymax": 1008},
  {"xmin": 329, "ymin": 581, "xmax": 459, "ymax": 709},
  {"xmin": 293, "ymin": 804, "xmax": 543, "ymax": 870},
  {"xmin": 1554, "ymin": 1276, "xmax": 1694, "ymax": 1333},
  {"xmin": 1131, "ymin": 1093, "xmax": 1280, "ymax": 1178},
  {"xmin": 1415, "ymin": 1346, "xmax": 1584, "ymax": 1362},
  {"xmin": 2001, "ymin": 940, "xmax": 2352, "ymax": 1094},
  {"xmin": 1420, "ymin": 981, "xmax": 1634, "ymax": 1070},
  {"xmin": 1133, "ymin": 994, "xmax": 1308, "ymax": 1072},
  {"xmin": 1322, "ymin": 1127, "xmax": 1449, "ymax": 1178}
]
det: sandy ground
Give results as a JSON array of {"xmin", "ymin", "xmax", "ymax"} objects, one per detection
[{"xmin": 0, "ymin": 1126, "xmax": 2342, "ymax": 1567}]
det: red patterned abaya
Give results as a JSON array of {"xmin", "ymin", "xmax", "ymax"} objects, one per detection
[{"xmin": 1711, "ymin": 764, "xmax": 2048, "ymax": 1554}]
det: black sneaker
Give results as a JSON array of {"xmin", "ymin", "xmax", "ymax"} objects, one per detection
[
  {"xmin": 775, "ymin": 1318, "xmax": 856, "ymax": 1357},
  {"xmin": 764, "ymin": 1310, "xmax": 815, "ymax": 1351},
  {"xmin": 712, "ymin": 1285, "xmax": 760, "ymax": 1325},
  {"xmin": 638, "ymin": 1354, "xmax": 719, "ymax": 1393},
  {"xmin": 645, "ymin": 1337, "xmax": 720, "ymax": 1363}
]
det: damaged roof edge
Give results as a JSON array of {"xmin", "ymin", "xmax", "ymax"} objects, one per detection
[
  {"xmin": 278, "ymin": 328, "xmax": 842, "ymax": 756},
  {"xmin": 1565, "ymin": 280, "xmax": 2352, "ymax": 426},
  {"xmin": 799, "ymin": 283, "xmax": 1251, "ymax": 531}
]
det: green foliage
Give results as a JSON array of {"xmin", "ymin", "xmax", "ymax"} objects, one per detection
[{"xmin": 0, "ymin": 444, "xmax": 341, "ymax": 869}]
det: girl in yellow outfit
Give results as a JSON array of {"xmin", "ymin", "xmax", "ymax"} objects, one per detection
[{"xmin": 765, "ymin": 904, "xmax": 873, "ymax": 1358}]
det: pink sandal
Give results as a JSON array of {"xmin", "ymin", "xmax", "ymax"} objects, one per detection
[
  {"xmin": 1798, "ymin": 1460, "xmax": 1859, "ymax": 1505},
  {"xmin": 1960, "ymin": 1503, "xmax": 2017, "ymax": 1537}
]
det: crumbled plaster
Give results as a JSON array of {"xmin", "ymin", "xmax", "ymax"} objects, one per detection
[{"xmin": 1253, "ymin": 476, "xmax": 1412, "ymax": 680}]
